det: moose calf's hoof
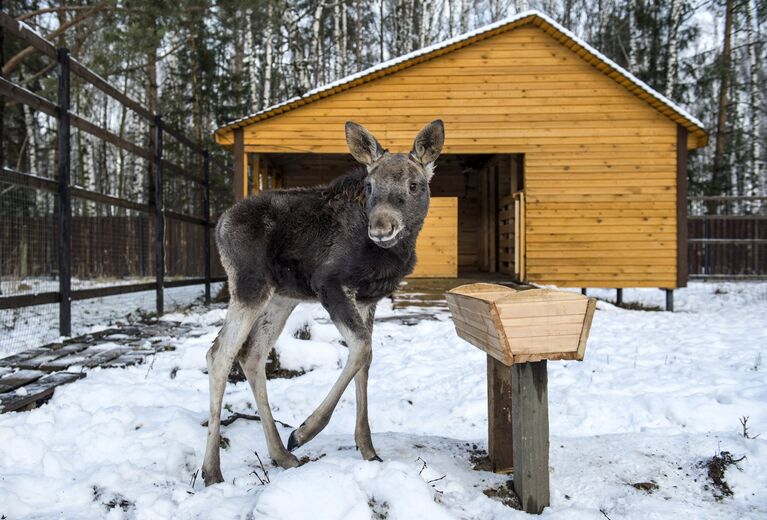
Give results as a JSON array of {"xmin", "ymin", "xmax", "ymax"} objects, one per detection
[
  {"xmin": 202, "ymin": 468, "xmax": 224, "ymax": 487},
  {"xmin": 287, "ymin": 430, "xmax": 301, "ymax": 452},
  {"xmin": 369, "ymin": 455, "xmax": 383, "ymax": 462},
  {"xmin": 275, "ymin": 452, "xmax": 301, "ymax": 469}
]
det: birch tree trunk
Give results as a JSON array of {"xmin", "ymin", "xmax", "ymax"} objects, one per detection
[
  {"xmin": 420, "ymin": 0, "xmax": 431, "ymax": 47},
  {"xmin": 711, "ymin": 0, "xmax": 734, "ymax": 198},
  {"xmin": 627, "ymin": 0, "xmax": 638, "ymax": 72},
  {"xmin": 356, "ymin": 0, "xmax": 362, "ymax": 71},
  {"xmin": 245, "ymin": 9, "xmax": 258, "ymax": 111},
  {"xmin": 460, "ymin": 0, "xmax": 469, "ymax": 33},
  {"xmin": 745, "ymin": 0, "xmax": 762, "ymax": 203},
  {"xmin": 341, "ymin": 0, "xmax": 348, "ymax": 76},
  {"xmin": 263, "ymin": 2, "xmax": 274, "ymax": 108},
  {"xmin": 22, "ymin": 102, "xmax": 38, "ymax": 177},
  {"xmin": 334, "ymin": 0, "xmax": 342, "ymax": 78},
  {"xmin": 312, "ymin": 0, "xmax": 325, "ymax": 85},
  {"xmin": 664, "ymin": 0, "xmax": 682, "ymax": 97}
]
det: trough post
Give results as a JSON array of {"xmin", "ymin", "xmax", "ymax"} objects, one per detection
[
  {"xmin": 616, "ymin": 288, "xmax": 623, "ymax": 306},
  {"xmin": 56, "ymin": 47, "xmax": 72, "ymax": 337},
  {"xmin": 203, "ymin": 150, "xmax": 211, "ymax": 306},
  {"xmin": 487, "ymin": 355, "xmax": 514, "ymax": 472},
  {"xmin": 153, "ymin": 115, "xmax": 164, "ymax": 316},
  {"xmin": 511, "ymin": 360, "xmax": 550, "ymax": 514}
]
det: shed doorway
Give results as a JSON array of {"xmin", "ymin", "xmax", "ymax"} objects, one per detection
[
  {"xmin": 473, "ymin": 154, "xmax": 524, "ymax": 280},
  {"xmin": 249, "ymin": 152, "xmax": 524, "ymax": 280}
]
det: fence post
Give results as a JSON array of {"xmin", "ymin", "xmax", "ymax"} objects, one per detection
[
  {"xmin": 57, "ymin": 48, "xmax": 72, "ymax": 337},
  {"xmin": 153, "ymin": 115, "xmax": 164, "ymax": 316},
  {"xmin": 203, "ymin": 150, "xmax": 211, "ymax": 305}
]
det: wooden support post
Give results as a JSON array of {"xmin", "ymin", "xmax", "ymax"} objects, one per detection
[
  {"xmin": 202, "ymin": 150, "xmax": 211, "ymax": 306},
  {"xmin": 665, "ymin": 289, "xmax": 674, "ymax": 312},
  {"xmin": 511, "ymin": 361, "xmax": 550, "ymax": 515},
  {"xmin": 487, "ymin": 355, "xmax": 514, "ymax": 473},
  {"xmin": 616, "ymin": 288, "xmax": 623, "ymax": 306},
  {"xmin": 56, "ymin": 48, "xmax": 72, "ymax": 337},
  {"xmin": 489, "ymin": 164, "xmax": 497, "ymax": 273},
  {"xmin": 153, "ymin": 115, "xmax": 164, "ymax": 316},
  {"xmin": 233, "ymin": 127, "xmax": 248, "ymax": 201},
  {"xmin": 251, "ymin": 153, "xmax": 261, "ymax": 195}
]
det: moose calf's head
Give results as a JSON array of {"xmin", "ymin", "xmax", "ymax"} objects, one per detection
[{"xmin": 345, "ymin": 120, "xmax": 445, "ymax": 249}]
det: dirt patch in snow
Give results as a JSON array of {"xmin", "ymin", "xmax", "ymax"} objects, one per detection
[
  {"xmin": 701, "ymin": 451, "xmax": 745, "ymax": 500},
  {"xmin": 482, "ymin": 479, "xmax": 521, "ymax": 509}
]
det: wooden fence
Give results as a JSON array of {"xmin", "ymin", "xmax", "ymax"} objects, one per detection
[
  {"xmin": 0, "ymin": 12, "xmax": 231, "ymax": 336},
  {"xmin": 688, "ymin": 196, "xmax": 767, "ymax": 279}
]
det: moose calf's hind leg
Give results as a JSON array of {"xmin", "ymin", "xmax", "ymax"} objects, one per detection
[
  {"xmin": 202, "ymin": 303, "xmax": 261, "ymax": 486},
  {"xmin": 238, "ymin": 298, "xmax": 300, "ymax": 469}
]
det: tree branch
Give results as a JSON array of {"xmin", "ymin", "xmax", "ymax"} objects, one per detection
[{"xmin": 3, "ymin": 4, "xmax": 106, "ymax": 76}]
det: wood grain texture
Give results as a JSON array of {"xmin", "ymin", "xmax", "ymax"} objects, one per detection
[
  {"xmin": 225, "ymin": 23, "xmax": 687, "ymax": 287},
  {"xmin": 446, "ymin": 283, "xmax": 596, "ymax": 362},
  {"xmin": 411, "ymin": 197, "xmax": 458, "ymax": 277},
  {"xmin": 487, "ymin": 355, "xmax": 514, "ymax": 473},
  {"xmin": 511, "ymin": 361, "xmax": 550, "ymax": 514}
]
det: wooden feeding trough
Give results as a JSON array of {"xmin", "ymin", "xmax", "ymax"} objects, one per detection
[{"xmin": 446, "ymin": 283, "xmax": 596, "ymax": 514}]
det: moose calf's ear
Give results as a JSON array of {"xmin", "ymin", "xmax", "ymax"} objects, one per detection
[
  {"xmin": 410, "ymin": 120, "xmax": 444, "ymax": 175},
  {"xmin": 410, "ymin": 120, "xmax": 444, "ymax": 181},
  {"xmin": 345, "ymin": 121, "xmax": 385, "ymax": 167}
]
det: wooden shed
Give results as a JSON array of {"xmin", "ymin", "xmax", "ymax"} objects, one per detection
[{"xmin": 215, "ymin": 10, "xmax": 707, "ymax": 290}]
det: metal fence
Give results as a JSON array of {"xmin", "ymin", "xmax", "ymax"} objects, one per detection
[
  {"xmin": 0, "ymin": 13, "xmax": 232, "ymax": 353},
  {"xmin": 688, "ymin": 196, "xmax": 767, "ymax": 279}
]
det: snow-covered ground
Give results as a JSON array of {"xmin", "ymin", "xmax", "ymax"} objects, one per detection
[
  {"xmin": 0, "ymin": 281, "xmax": 765, "ymax": 519},
  {"xmin": 0, "ymin": 282, "xmax": 224, "ymax": 356}
]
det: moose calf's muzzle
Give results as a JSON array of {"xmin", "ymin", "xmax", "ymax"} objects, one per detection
[{"xmin": 368, "ymin": 207, "xmax": 403, "ymax": 247}]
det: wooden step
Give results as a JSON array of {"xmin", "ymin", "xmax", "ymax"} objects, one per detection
[{"xmin": 0, "ymin": 372, "xmax": 86, "ymax": 413}]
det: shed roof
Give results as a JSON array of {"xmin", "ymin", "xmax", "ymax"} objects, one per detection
[{"xmin": 216, "ymin": 9, "xmax": 708, "ymax": 148}]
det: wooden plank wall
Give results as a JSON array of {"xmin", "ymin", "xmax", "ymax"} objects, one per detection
[
  {"xmin": 411, "ymin": 197, "xmax": 458, "ymax": 277},
  {"xmin": 279, "ymin": 153, "xmax": 483, "ymax": 273},
  {"xmin": 240, "ymin": 25, "xmax": 679, "ymax": 288}
]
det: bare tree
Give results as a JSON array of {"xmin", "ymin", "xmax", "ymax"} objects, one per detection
[
  {"xmin": 665, "ymin": 0, "xmax": 682, "ymax": 97},
  {"xmin": 627, "ymin": 0, "xmax": 638, "ymax": 72},
  {"xmin": 312, "ymin": 0, "xmax": 326, "ymax": 84},
  {"xmin": 745, "ymin": 0, "xmax": 762, "ymax": 203},
  {"xmin": 245, "ymin": 9, "xmax": 258, "ymax": 111},
  {"xmin": 263, "ymin": 2, "xmax": 275, "ymax": 108},
  {"xmin": 711, "ymin": 0, "xmax": 734, "ymax": 196}
]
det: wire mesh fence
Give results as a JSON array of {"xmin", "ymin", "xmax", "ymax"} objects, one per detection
[{"xmin": 0, "ymin": 13, "xmax": 233, "ymax": 355}]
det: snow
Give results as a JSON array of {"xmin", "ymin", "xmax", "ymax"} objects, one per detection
[
  {"xmin": 0, "ymin": 282, "xmax": 225, "ymax": 356},
  {"xmin": 220, "ymin": 9, "xmax": 705, "ymax": 134},
  {"xmin": 1, "ymin": 281, "xmax": 766, "ymax": 519}
]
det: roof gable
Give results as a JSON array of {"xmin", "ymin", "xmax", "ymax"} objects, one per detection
[{"xmin": 216, "ymin": 10, "xmax": 707, "ymax": 149}]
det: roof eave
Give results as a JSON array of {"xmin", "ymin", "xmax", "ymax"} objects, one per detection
[{"xmin": 214, "ymin": 10, "xmax": 708, "ymax": 145}]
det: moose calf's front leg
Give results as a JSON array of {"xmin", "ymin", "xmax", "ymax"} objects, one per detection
[
  {"xmin": 354, "ymin": 303, "xmax": 379, "ymax": 460},
  {"xmin": 288, "ymin": 286, "xmax": 373, "ymax": 455}
]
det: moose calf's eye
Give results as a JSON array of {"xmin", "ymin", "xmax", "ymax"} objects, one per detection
[
  {"xmin": 366, "ymin": 182, "xmax": 372, "ymax": 194},
  {"xmin": 409, "ymin": 182, "xmax": 419, "ymax": 193}
]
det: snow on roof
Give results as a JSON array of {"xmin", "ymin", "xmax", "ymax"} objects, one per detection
[{"xmin": 218, "ymin": 9, "xmax": 705, "ymax": 134}]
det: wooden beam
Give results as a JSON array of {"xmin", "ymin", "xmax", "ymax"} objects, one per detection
[
  {"xmin": 251, "ymin": 153, "xmax": 261, "ymax": 195},
  {"xmin": 487, "ymin": 355, "xmax": 514, "ymax": 473},
  {"xmin": 489, "ymin": 163, "xmax": 498, "ymax": 273},
  {"xmin": 233, "ymin": 128, "xmax": 248, "ymax": 201},
  {"xmin": 676, "ymin": 125, "xmax": 688, "ymax": 288},
  {"xmin": 511, "ymin": 361, "xmax": 550, "ymax": 514}
]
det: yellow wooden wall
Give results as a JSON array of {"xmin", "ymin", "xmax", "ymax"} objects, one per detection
[
  {"xmin": 228, "ymin": 25, "xmax": 680, "ymax": 288},
  {"xmin": 411, "ymin": 197, "xmax": 458, "ymax": 277}
]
